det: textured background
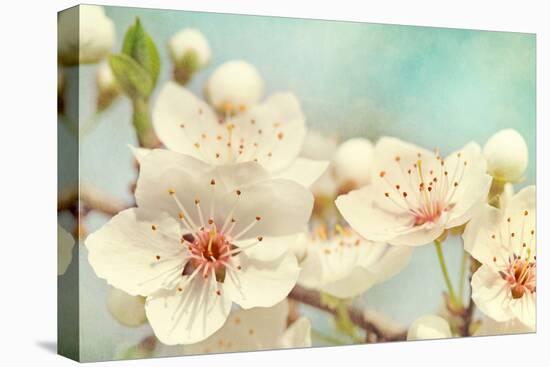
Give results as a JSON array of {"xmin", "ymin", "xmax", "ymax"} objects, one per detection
[{"xmin": 59, "ymin": 5, "xmax": 535, "ymax": 361}]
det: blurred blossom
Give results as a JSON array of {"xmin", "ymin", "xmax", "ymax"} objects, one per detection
[
  {"xmin": 185, "ymin": 301, "xmax": 311, "ymax": 354},
  {"xmin": 407, "ymin": 315, "xmax": 452, "ymax": 341},
  {"xmin": 151, "ymin": 81, "xmax": 328, "ymax": 187},
  {"xmin": 337, "ymin": 137, "xmax": 492, "ymax": 247},
  {"xmin": 474, "ymin": 316, "xmax": 533, "ymax": 336},
  {"xmin": 58, "ymin": 5, "xmax": 115, "ymax": 65},
  {"xmin": 169, "ymin": 29, "xmax": 211, "ymax": 85},
  {"xmin": 86, "ymin": 150, "xmax": 312, "ymax": 344},
  {"xmin": 96, "ymin": 61, "xmax": 121, "ymax": 111},
  {"xmin": 204, "ymin": 60, "xmax": 264, "ymax": 114},
  {"xmin": 300, "ymin": 130, "xmax": 339, "ymax": 161},
  {"xmin": 58, "ymin": 224, "xmax": 75, "ymax": 276},
  {"xmin": 464, "ymin": 186, "xmax": 535, "ymax": 330},
  {"xmin": 483, "ymin": 129, "xmax": 528, "ymax": 183},
  {"xmin": 332, "ymin": 137, "xmax": 374, "ymax": 194},
  {"xmin": 107, "ymin": 287, "xmax": 147, "ymax": 327},
  {"xmin": 298, "ymin": 225, "xmax": 412, "ymax": 299}
]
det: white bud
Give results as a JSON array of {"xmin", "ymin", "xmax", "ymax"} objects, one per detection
[
  {"xmin": 407, "ymin": 315, "xmax": 452, "ymax": 341},
  {"xmin": 332, "ymin": 138, "xmax": 374, "ymax": 191},
  {"xmin": 107, "ymin": 287, "xmax": 147, "ymax": 327},
  {"xmin": 58, "ymin": 224, "xmax": 74, "ymax": 276},
  {"xmin": 204, "ymin": 60, "xmax": 264, "ymax": 114},
  {"xmin": 96, "ymin": 62, "xmax": 120, "ymax": 111},
  {"xmin": 169, "ymin": 29, "xmax": 211, "ymax": 69},
  {"xmin": 483, "ymin": 129, "xmax": 528, "ymax": 183},
  {"xmin": 58, "ymin": 5, "xmax": 115, "ymax": 65},
  {"xmin": 300, "ymin": 130, "xmax": 339, "ymax": 161}
]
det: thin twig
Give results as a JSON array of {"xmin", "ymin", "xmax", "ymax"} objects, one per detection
[{"xmin": 288, "ymin": 285, "xmax": 407, "ymax": 342}]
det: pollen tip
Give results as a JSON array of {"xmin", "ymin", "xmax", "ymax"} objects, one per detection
[
  {"xmin": 257, "ymin": 236, "xmax": 263, "ymax": 241},
  {"xmin": 236, "ymin": 189, "xmax": 241, "ymax": 196},
  {"xmin": 379, "ymin": 170, "xmax": 386, "ymax": 178},
  {"xmin": 194, "ymin": 142, "xmax": 200, "ymax": 149},
  {"xmin": 255, "ymin": 216, "xmax": 262, "ymax": 221},
  {"xmin": 151, "ymin": 224, "xmax": 157, "ymax": 231},
  {"xmin": 155, "ymin": 255, "xmax": 160, "ymax": 260},
  {"xmin": 195, "ymin": 199, "xmax": 200, "ymax": 205},
  {"xmin": 210, "ymin": 179, "xmax": 216, "ymax": 185},
  {"xmin": 168, "ymin": 188, "xmax": 176, "ymax": 195}
]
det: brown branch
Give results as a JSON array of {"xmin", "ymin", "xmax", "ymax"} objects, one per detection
[
  {"xmin": 288, "ymin": 285, "xmax": 407, "ymax": 342},
  {"xmin": 58, "ymin": 185, "xmax": 130, "ymax": 216}
]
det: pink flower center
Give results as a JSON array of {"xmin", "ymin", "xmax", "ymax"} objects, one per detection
[
  {"xmin": 380, "ymin": 152, "xmax": 466, "ymax": 226},
  {"xmin": 500, "ymin": 257, "xmax": 536, "ymax": 299}
]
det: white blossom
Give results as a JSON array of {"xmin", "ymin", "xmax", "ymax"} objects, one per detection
[
  {"xmin": 58, "ymin": 5, "xmax": 115, "ymax": 65},
  {"xmin": 298, "ymin": 225, "xmax": 412, "ymax": 299},
  {"xmin": 58, "ymin": 224, "xmax": 75, "ymax": 276},
  {"xmin": 107, "ymin": 287, "xmax": 147, "ymax": 327},
  {"xmin": 483, "ymin": 129, "xmax": 528, "ymax": 183},
  {"xmin": 151, "ymin": 82, "xmax": 328, "ymax": 187},
  {"xmin": 86, "ymin": 150, "xmax": 313, "ymax": 344},
  {"xmin": 204, "ymin": 60, "xmax": 264, "ymax": 114},
  {"xmin": 332, "ymin": 137, "xmax": 374, "ymax": 191},
  {"xmin": 336, "ymin": 137, "xmax": 492, "ymax": 246},
  {"xmin": 464, "ymin": 186, "xmax": 536, "ymax": 330},
  {"xmin": 169, "ymin": 29, "xmax": 211, "ymax": 69},
  {"xmin": 407, "ymin": 315, "xmax": 452, "ymax": 341},
  {"xmin": 185, "ymin": 301, "xmax": 311, "ymax": 354}
]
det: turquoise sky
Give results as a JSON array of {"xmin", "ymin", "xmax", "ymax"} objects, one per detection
[{"xmin": 68, "ymin": 6, "xmax": 536, "ymax": 361}]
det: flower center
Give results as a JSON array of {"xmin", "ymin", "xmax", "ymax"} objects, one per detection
[
  {"xmin": 380, "ymin": 152, "xmax": 466, "ymax": 226},
  {"xmin": 187, "ymin": 225, "xmax": 233, "ymax": 281},
  {"xmin": 491, "ymin": 211, "xmax": 536, "ymax": 299},
  {"xmin": 501, "ymin": 257, "xmax": 536, "ymax": 299}
]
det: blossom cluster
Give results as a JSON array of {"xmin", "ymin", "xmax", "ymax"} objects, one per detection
[{"xmin": 65, "ymin": 11, "xmax": 536, "ymax": 355}]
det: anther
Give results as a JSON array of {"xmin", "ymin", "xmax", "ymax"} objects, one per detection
[
  {"xmin": 168, "ymin": 188, "xmax": 176, "ymax": 195},
  {"xmin": 395, "ymin": 156, "xmax": 401, "ymax": 162},
  {"xmin": 403, "ymin": 192, "xmax": 408, "ymax": 198},
  {"xmin": 255, "ymin": 216, "xmax": 262, "ymax": 221},
  {"xmin": 379, "ymin": 171, "xmax": 386, "ymax": 178},
  {"xmin": 208, "ymin": 219, "xmax": 214, "ymax": 225},
  {"xmin": 210, "ymin": 179, "xmax": 216, "ymax": 185},
  {"xmin": 156, "ymin": 255, "xmax": 160, "ymax": 260},
  {"xmin": 236, "ymin": 190, "xmax": 241, "ymax": 196},
  {"xmin": 194, "ymin": 143, "xmax": 200, "ymax": 149},
  {"xmin": 151, "ymin": 225, "xmax": 157, "ymax": 231},
  {"xmin": 257, "ymin": 236, "xmax": 263, "ymax": 241},
  {"xmin": 195, "ymin": 199, "xmax": 200, "ymax": 205}
]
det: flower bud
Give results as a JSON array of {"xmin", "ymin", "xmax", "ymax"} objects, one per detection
[
  {"xmin": 96, "ymin": 61, "xmax": 121, "ymax": 111},
  {"xmin": 331, "ymin": 138, "xmax": 374, "ymax": 193},
  {"xmin": 204, "ymin": 60, "xmax": 264, "ymax": 114},
  {"xmin": 407, "ymin": 315, "xmax": 452, "ymax": 341},
  {"xmin": 483, "ymin": 129, "xmax": 528, "ymax": 183},
  {"xmin": 58, "ymin": 5, "xmax": 115, "ymax": 65},
  {"xmin": 107, "ymin": 287, "xmax": 147, "ymax": 327},
  {"xmin": 169, "ymin": 29, "xmax": 211, "ymax": 85}
]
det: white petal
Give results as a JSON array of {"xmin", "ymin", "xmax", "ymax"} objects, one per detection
[
  {"xmin": 462, "ymin": 204, "xmax": 502, "ymax": 265},
  {"xmin": 471, "ymin": 265, "xmax": 515, "ymax": 322},
  {"xmin": 145, "ymin": 277, "xmax": 232, "ymax": 345},
  {"xmin": 223, "ymin": 178, "xmax": 314, "ymax": 239},
  {"xmin": 407, "ymin": 315, "xmax": 452, "ymax": 340},
  {"xmin": 106, "ymin": 287, "xmax": 147, "ymax": 327},
  {"xmin": 336, "ymin": 186, "xmax": 433, "ymax": 246},
  {"xmin": 185, "ymin": 301, "xmax": 288, "ymax": 354},
  {"xmin": 444, "ymin": 142, "xmax": 493, "ymax": 228},
  {"xmin": 234, "ymin": 233, "xmax": 300, "ymax": 262},
  {"xmin": 224, "ymin": 251, "xmax": 299, "ymax": 309},
  {"xmin": 279, "ymin": 317, "xmax": 312, "ymax": 348},
  {"xmin": 152, "ymin": 82, "xmax": 220, "ymax": 160},
  {"xmin": 128, "ymin": 145, "xmax": 151, "ymax": 165},
  {"xmin": 365, "ymin": 245, "xmax": 414, "ymax": 284},
  {"xmin": 234, "ymin": 93, "xmax": 306, "ymax": 172},
  {"xmin": 58, "ymin": 224, "xmax": 75, "ymax": 276},
  {"xmin": 508, "ymin": 292, "xmax": 536, "ymax": 330},
  {"xmin": 275, "ymin": 158, "xmax": 329, "ymax": 188},
  {"xmin": 85, "ymin": 208, "xmax": 184, "ymax": 296}
]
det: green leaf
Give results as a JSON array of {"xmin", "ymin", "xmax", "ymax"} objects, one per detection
[
  {"xmin": 108, "ymin": 54, "xmax": 153, "ymax": 99},
  {"xmin": 122, "ymin": 17, "xmax": 160, "ymax": 88}
]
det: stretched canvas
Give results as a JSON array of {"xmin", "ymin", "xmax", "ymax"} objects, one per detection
[{"xmin": 57, "ymin": 4, "xmax": 536, "ymax": 362}]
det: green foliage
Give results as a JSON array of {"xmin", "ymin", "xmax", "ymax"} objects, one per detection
[
  {"xmin": 109, "ymin": 54, "xmax": 153, "ymax": 99},
  {"xmin": 122, "ymin": 18, "xmax": 160, "ymax": 87},
  {"xmin": 109, "ymin": 17, "xmax": 160, "ymax": 99}
]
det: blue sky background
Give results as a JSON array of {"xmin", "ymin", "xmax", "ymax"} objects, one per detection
[{"xmin": 60, "ymin": 5, "xmax": 536, "ymax": 361}]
